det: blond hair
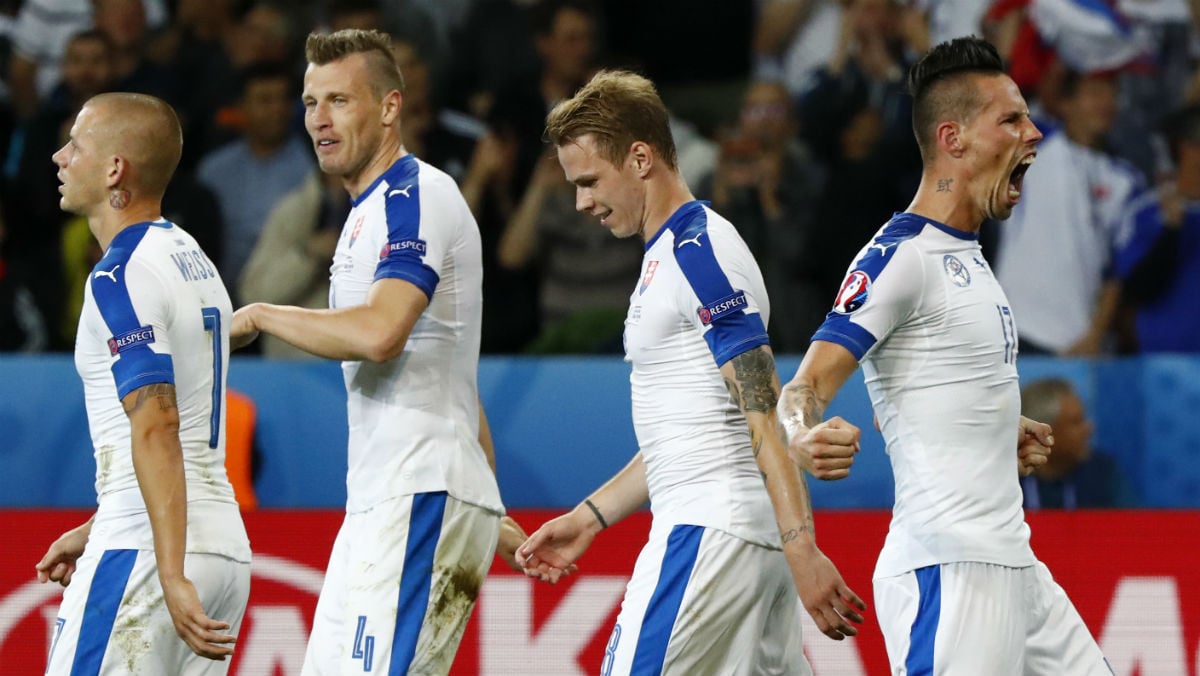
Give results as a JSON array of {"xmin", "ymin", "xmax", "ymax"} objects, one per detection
[
  {"xmin": 545, "ymin": 70, "xmax": 677, "ymax": 170},
  {"xmin": 87, "ymin": 92, "xmax": 182, "ymax": 199}
]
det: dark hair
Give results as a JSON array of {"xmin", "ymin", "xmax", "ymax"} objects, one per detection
[
  {"xmin": 305, "ymin": 29, "xmax": 405, "ymax": 98},
  {"xmin": 545, "ymin": 69, "xmax": 677, "ymax": 170},
  {"xmin": 908, "ymin": 36, "xmax": 1006, "ymax": 161},
  {"xmin": 529, "ymin": 0, "xmax": 595, "ymax": 38},
  {"xmin": 237, "ymin": 60, "xmax": 294, "ymax": 96},
  {"xmin": 1162, "ymin": 105, "xmax": 1200, "ymax": 162}
]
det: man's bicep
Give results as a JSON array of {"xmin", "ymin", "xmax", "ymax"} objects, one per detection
[
  {"xmin": 121, "ymin": 382, "xmax": 180, "ymax": 429},
  {"xmin": 719, "ymin": 345, "xmax": 781, "ymax": 415}
]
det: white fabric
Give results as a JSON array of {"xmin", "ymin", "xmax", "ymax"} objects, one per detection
[
  {"xmin": 625, "ymin": 202, "xmax": 777, "ymax": 548},
  {"xmin": 604, "ymin": 523, "xmax": 811, "ymax": 676},
  {"xmin": 75, "ymin": 220, "xmax": 249, "ymax": 562},
  {"xmin": 329, "ymin": 154, "xmax": 502, "ymax": 515},
  {"xmin": 874, "ymin": 561, "xmax": 1110, "ymax": 674},
  {"xmin": 813, "ymin": 214, "xmax": 1035, "ymax": 578},
  {"xmin": 47, "ymin": 548, "xmax": 250, "ymax": 675},
  {"xmin": 303, "ymin": 494, "xmax": 499, "ymax": 675}
]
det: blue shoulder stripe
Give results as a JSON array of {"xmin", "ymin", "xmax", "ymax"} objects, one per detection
[
  {"xmin": 91, "ymin": 223, "xmax": 174, "ymax": 399},
  {"xmin": 670, "ymin": 202, "xmax": 769, "ymax": 366},
  {"xmin": 372, "ymin": 155, "xmax": 440, "ymax": 299}
]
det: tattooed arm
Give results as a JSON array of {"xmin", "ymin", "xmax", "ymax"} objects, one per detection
[
  {"xmin": 720, "ymin": 345, "xmax": 865, "ymax": 640},
  {"xmin": 124, "ymin": 382, "xmax": 236, "ymax": 660},
  {"xmin": 777, "ymin": 340, "xmax": 863, "ymax": 480}
]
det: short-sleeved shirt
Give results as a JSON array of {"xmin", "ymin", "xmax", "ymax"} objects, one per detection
[
  {"xmin": 625, "ymin": 200, "xmax": 777, "ymax": 548},
  {"xmin": 813, "ymin": 212, "xmax": 1034, "ymax": 578},
  {"xmin": 329, "ymin": 154, "xmax": 502, "ymax": 515},
  {"xmin": 75, "ymin": 220, "xmax": 249, "ymax": 561}
]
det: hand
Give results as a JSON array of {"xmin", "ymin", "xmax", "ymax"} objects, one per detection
[
  {"xmin": 36, "ymin": 520, "xmax": 92, "ymax": 587},
  {"xmin": 516, "ymin": 509, "xmax": 590, "ymax": 584},
  {"xmin": 788, "ymin": 543, "xmax": 867, "ymax": 640},
  {"xmin": 496, "ymin": 515, "xmax": 528, "ymax": 573},
  {"xmin": 1017, "ymin": 415, "xmax": 1054, "ymax": 477},
  {"xmin": 783, "ymin": 415, "xmax": 860, "ymax": 480},
  {"xmin": 230, "ymin": 305, "xmax": 261, "ymax": 351},
  {"xmin": 160, "ymin": 575, "xmax": 237, "ymax": 661}
]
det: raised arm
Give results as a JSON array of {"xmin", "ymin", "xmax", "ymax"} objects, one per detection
[
  {"xmin": 517, "ymin": 453, "xmax": 648, "ymax": 584},
  {"xmin": 124, "ymin": 383, "xmax": 236, "ymax": 661},
  {"xmin": 778, "ymin": 340, "xmax": 863, "ymax": 479},
  {"xmin": 231, "ymin": 277, "xmax": 428, "ymax": 362},
  {"xmin": 720, "ymin": 345, "xmax": 865, "ymax": 640}
]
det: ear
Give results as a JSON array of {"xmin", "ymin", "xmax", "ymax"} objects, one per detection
[
  {"xmin": 381, "ymin": 90, "xmax": 403, "ymax": 127},
  {"xmin": 937, "ymin": 120, "xmax": 965, "ymax": 158},
  {"xmin": 105, "ymin": 155, "xmax": 127, "ymax": 189},
  {"xmin": 629, "ymin": 141, "xmax": 653, "ymax": 178}
]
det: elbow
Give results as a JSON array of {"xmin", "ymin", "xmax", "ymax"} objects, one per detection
[{"xmin": 362, "ymin": 331, "xmax": 407, "ymax": 363}]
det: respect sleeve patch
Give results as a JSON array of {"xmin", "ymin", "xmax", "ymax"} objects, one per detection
[{"xmin": 108, "ymin": 325, "xmax": 156, "ymax": 355}]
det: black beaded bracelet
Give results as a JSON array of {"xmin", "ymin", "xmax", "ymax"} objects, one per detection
[{"xmin": 584, "ymin": 498, "xmax": 609, "ymax": 529}]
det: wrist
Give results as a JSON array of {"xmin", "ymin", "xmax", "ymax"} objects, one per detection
[{"xmin": 577, "ymin": 499, "xmax": 608, "ymax": 534}]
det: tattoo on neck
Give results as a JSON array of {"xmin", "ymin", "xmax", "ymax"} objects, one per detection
[
  {"xmin": 937, "ymin": 178, "xmax": 954, "ymax": 193},
  {"xmin": 109, "ymin": 189, "xmax": 131, "ymax": 210}
]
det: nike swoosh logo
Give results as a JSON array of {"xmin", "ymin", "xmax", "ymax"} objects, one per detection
[
  {"xmin": 388, "ymin": 185, "xmax": 413, "ymax": 198},
  {"xmin": 93, "ymin": 264, "xmax": 121, "ymax": 282}
]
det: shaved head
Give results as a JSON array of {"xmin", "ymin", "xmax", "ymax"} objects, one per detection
[{"xmin": 82, "ymin": 92, "xmax": 183, "ymax": 198}]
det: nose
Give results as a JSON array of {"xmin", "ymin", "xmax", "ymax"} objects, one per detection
[
  {"xmin": 307, "ymin": 102, "xmax": 330, "ymax": 132},
  {"xmin": 1025, "ymin": 118, "xmax": 1043, "ymax": 145},
  {"xmin": 575, "ymin": 187, "xmax": 594, "ymax": 213},
  {"xmin": 52, "ymin": 145, "xmax": 67, "ymax": 167}
]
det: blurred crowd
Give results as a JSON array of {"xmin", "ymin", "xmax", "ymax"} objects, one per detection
[{"xmin": 0, "ymin": 0, "xmax": 1197, "ymax": 357}]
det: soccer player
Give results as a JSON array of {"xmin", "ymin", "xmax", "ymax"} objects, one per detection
[
  {"xmin": 38, "ymin": 92, "xmax": 251, "ymax": 673},
  {"xmin": 516, "ymin": 70, "xmax": 866, "ymax": 674},
  {"xmin": 777, "ymin": 37, "xmax": 1112, "ymax": 672},
  {"xmin": 230, "ymin": 30, "xmax": 522, "ymax": 674}
]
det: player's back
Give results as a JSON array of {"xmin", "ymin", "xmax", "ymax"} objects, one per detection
[
  {"xmin": 624, "ymin": 201, "xmax": 778, "ymax": 548},
  {"xmin": 330, "ymin": 154, "xmax": 502, "ymax": 515},
  {"xmin": 75, "ymin": 219, "xmax": 248, "ymax": 559},
  {"xmin": 813, "ymin": 213, "xmax": 1033, "ymax": 577}
]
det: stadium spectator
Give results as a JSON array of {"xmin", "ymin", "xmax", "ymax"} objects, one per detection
[
  {"xmin": 196, "ymin": 61, "xmax": 312, "ymax": 299},
  {"xmin": 5, "ymin": 30, "xmax": 114, "ymax": 346},
  {"xmin": 0, "ymin": 207, "xmax": 47, "ymax": 352},
  {"xmin": 994, "ymin": 69, "xmax": 1146, "ymax": 355},
  {"xmin": 1020, "ymin": 378, "xmax": 1136, "ymax": 509},
  {"xmin": 1114, "ymin": 104, "xmax": 1200, "ymax": 353},
  {"xmin": 92, "ymin": 0, "xmax": 178, "ymax": 106},
  {"xmin": 6, "ymin": 0, "xmax": 166, "ymax": 120},
  {"xmin": 698, "ymin": 79, "xmax": 828, "ymax": 352},
  {"xmin": 497, "ymin": 150, "xmax": 642, "ymax": 353},
  {"xmin": 239, "ymin": 169, "xmax": 344, "ymax": 359}
]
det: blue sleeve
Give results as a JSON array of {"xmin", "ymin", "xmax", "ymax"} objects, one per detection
[
  {"xmin": 373, "ymin": 181, "xmax": 440, "ymax": 299},
  {"xmin": 1113, "ymin": 200, "xmax": 1165, "ymax": 280},
  {"xmin": 674, "ymin": 230, "xmax": 769, "ymax": 366},
  {"xmin": 91, "ymin": 258, "xmax": 174, "ymax": 400}
]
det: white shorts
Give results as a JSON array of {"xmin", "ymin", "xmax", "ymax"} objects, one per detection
[
  {"xmin": 46, "ymin": 548, "xmax": 250, "ymax": 675},
  {"xmin": 303, "ymin": 492, "xmax": 500, "ymax": 676},
  {"xmin": 602, "ymin": 524, "xmax": 812, "ymax": 676},
  {"xmin": 874, "ymin": 561, "xmax": 1113, "ymax": 675}
]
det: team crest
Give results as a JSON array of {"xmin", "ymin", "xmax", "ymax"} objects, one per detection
[
  {"xmin": 943, "ymin": 254, "xmax": 971, "ymax": 287},
  {"xmin": 639, "ymin": 261, "xmax": 659, "ymax": 295},
  {"xmin": 833, "ymin": 270, "xmax": 871, "ymax": 314},
  {"xmin": 348, "ymin": 215, "xmax": 365, "ymax": 248}
]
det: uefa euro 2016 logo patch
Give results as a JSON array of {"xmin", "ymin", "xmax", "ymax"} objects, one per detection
[
  {"xmin": 833, "ymin": 270, "xmax": 871, "ymax": 314},
  {"xmin": 943, "ymin": 254, "xmax": 971, "ymax": 287}
]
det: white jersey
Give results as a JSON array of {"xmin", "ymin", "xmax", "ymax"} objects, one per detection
[
  {"xmin": 813, "ymin": 213, "xmax": 1034, "ymax": 578},
  {"xmin": 74, "ymin": 219, "xmax": 249, "ymax": 561},
  {"xmin": 330, "ymin": 154, "xmax": 502, "ymax": 515},
  {"xmin": 625, "ymin": 201, "xmax": 777, "ymax": 548},
  {"xmin": 994, "ymin": 129, "xmax": 1144, "ymax": 352}
]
